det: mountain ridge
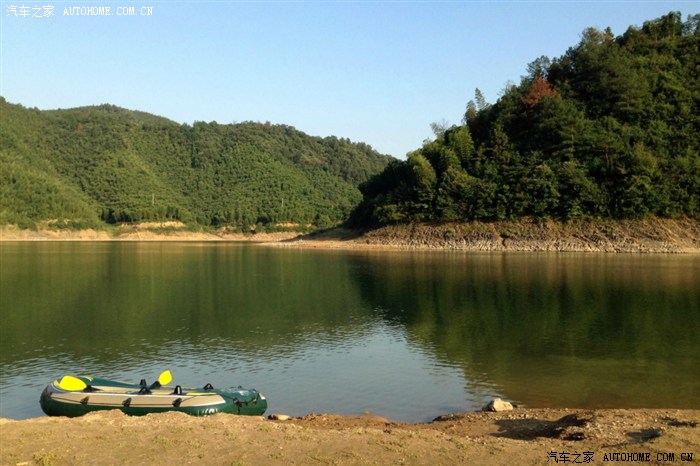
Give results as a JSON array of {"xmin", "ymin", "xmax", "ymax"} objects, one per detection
[{"xmin": 0, "ymin": 97, "xmax": 393, "ymax": 230}]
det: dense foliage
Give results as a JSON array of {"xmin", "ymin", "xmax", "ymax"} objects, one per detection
[
  {"xmin": 350, "ymin": 12, "xmax": 700, "ymax": 226},
  {"xmin": 0, "ymin": 100, "xmax": 391, "ymax": 229}
]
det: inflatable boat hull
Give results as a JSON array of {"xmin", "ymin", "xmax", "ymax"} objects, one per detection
[{"xmin": 40, "ymin": 376, "xmax": 267, "ymax": 417}]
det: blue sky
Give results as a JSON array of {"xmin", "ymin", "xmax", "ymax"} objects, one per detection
[{"xmin": 1, "ymin": 1, "xmax": 697, "ymax": 158}]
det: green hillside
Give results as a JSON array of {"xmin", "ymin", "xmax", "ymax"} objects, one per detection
[
  {"xmin": 350, "ymin": 12, "xmax": 700, "ymax": 226},
  {"xmin": 0, "ymin": 99, "xmax": 392, "ymax": 230}
]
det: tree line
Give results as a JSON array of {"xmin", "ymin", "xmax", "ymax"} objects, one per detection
[{"xmin": 350, "ymin": 12, "xmax": 699, "ymax": 226}]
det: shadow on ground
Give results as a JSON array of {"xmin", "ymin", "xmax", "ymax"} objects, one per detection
[{"xmin": 494, "ymin": 413, "xmax": 592, "ymax": 441}]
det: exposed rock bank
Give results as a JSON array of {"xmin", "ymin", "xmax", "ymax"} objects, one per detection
[{"xmin": 284, "ymin": 218, "xmax": 700, "ymax": 253}]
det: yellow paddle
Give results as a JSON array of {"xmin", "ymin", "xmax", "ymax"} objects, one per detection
[
  {"xmin": 148, "ymin": 370, "xmax": 173, "ymax": 389},
  {"xmin": 58, "ymin": 371, "xmax": 172, "ymax": 392},
  {"xmin": 57, "ymin": 375, "xmax": 88, "ymax": 391},
  {"xmin": 157, "ymin": 370, "xmax": 173, "ymax": 386}
]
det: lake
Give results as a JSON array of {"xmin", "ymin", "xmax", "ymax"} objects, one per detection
[{"xmin": 1, "ymin": 242, "xmax": 699, "ymax": 421}]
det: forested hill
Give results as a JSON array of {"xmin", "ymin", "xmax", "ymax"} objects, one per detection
[
  {"xmin": 0, "ymin": 98, "xmax": 392, "ymax": 230},
  {"xmin": 350, "ymin": 12, "xmax": 700, "ymax": 227}
]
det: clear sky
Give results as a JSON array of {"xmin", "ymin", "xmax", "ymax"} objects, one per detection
[{"xmin": 1, "ymin": 1, "xmax": 697, "ymax": 158}]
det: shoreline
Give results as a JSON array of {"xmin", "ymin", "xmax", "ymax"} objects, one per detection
[
  {"xmin": 0, "ymin": 224, "xmax": 301, "ymax": 243},
  {"xmin": 2, "ymin": 217, "xmax": 699, "ymax": 253},
  {"xmin": 2, "ymin": 408, "xmax": 698, "ymax": 465}
]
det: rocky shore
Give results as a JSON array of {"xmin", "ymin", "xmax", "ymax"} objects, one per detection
[
  {"xmin": 2, "ymin": 218, "xmax": 699, "ymax": 253},
  {"xmin": 275, "ymin": 218, "xmax": 700, "ymax": 253},
  {"xmin": 1, "ymin": 408, "xmax": 698, "ymax": 465}
]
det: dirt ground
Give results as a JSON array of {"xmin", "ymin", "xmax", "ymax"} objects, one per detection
[{"xmin": 1, "ymin": 408, "xmax": 698, "ymax": 465}]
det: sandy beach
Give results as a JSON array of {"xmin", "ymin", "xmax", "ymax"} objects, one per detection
[{"xmin": 1, "ymin": 408, "xmax": 698, "ymax": 465}]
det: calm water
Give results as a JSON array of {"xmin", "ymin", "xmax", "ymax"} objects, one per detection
[{"xmin": 1, "ymin": 242, "xmax": 698, "ymax": 421}]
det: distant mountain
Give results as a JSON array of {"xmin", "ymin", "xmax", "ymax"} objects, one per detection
[
  {"xmin": 350, "ymin": 12, "xmax": 699, "ymax": 227},
  {"xmin": 0, "ymin": 98, "xmax": 393, "ymax": 230}
]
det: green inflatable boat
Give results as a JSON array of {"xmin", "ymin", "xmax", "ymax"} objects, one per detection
[{"xmin": 40, "ymin": 371, "xmax": 267, "ymax": 417}]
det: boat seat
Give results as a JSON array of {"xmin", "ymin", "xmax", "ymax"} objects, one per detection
[
  {"xmin": 88, "ymin": 385, "xmax": 119, "ymax": 393},
  {"xmin": 129, "ymin": 395, "xmax": 177, "ymax": 407},
  {"xmin": 179, "ymin": 394, "xmax": 226, "ymax": 407},
  {"xmin": 82, "ymin": 394, "xmax": 131, "ymax": 407},
  {"xmin": 49, "ymin": 392, "xmax": 90, "ymax": 404},
  {"xmin": 51, "ymin": 392, "xmax": 131, "ymax": 407},
  {"xmin": 149, "ymin": 390, "xmax": 172, "ymax": 395}
]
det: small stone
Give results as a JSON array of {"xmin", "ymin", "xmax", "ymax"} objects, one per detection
[
  {"xmin": 268, "ymin": 413, "xmax": 291, "ymax": 421},
  {"xmin": 482, "ymin": 398, "xmax": 514, "ymax": 412}
]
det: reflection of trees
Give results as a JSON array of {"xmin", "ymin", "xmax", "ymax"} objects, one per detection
[
  {"xmin": 0, "ymin": 243, "xmax": 373, "ymax": 365},
  {"xmin": 347, "ymin": 252, "xmax": 700, "ymax": 407}
]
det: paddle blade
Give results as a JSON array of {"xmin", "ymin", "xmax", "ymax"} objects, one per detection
[
  {"xmin": 158, "ymin": 370, "xmax": 172, "ymax": 386},
  {"xmin": 58, "ymin": 375, "xmax": 87, "ymax": 391}
]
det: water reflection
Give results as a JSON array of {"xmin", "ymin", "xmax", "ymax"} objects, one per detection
[
  {"xmin": 346, "ymin": 252, "xmax": 700, "ymax": 408},
  {"xmin": 1, "ymin": 243, "xmax": 698, "ymax": 421}
]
